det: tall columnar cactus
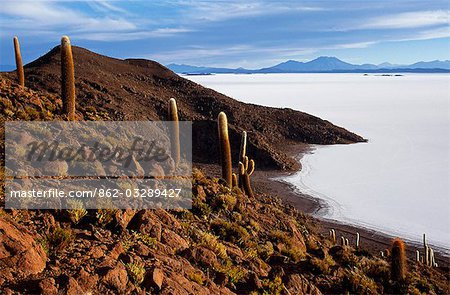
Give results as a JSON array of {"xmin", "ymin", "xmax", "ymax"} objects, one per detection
[
  {"xmin": 168, "ymin": 98, "xmax": 180, "ymax": 167},
  {"xmin": 61, "ymin": 36, "xmax": 76, "ymax": 121},
  {"xmin": 331, "ymin": 229, "xmax": 336, "ymax": 244},
  {"xmin": 236, "ymin": 131, "xmax": 256, "ymax": 196},
  {"xmin": 416, "ymin": 250, "xmax": 420, "ymax": 262},
  {"xmin": 232, "ymin": 173, "xmax": 238, "ymax": 187},
  {"xmin": 391, "ymin": 238, "xmax": 407, "ymax": 282},
  {"xmin": 238, "ymin": 161, "xmax": 254, "ymax": 198},
  {"xmin": 13, "ymin": 37, "xmax": 24, "ymax": 87},
  {"xmin": 429, "ymin": 248, "xmax": 435, "ymax": 267},
  {"xmin": 356, "ymin": 232, "xmax": 360, "ymax": 249},
  {"xmin": 239, "ymin": 131, "xmax": 247, "ymax": 163},
  {"xmin": 218, "ymin": 112, "xmax": 232, "ymax": 188}
]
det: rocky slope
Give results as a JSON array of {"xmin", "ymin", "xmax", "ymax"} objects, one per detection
[{"xmin": 0, "ymin": 165, "xmax": 448, "ymax": 294}]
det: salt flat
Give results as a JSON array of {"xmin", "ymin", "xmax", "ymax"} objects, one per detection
[{"xmin": 187, "ymin": 73, "xmax": 450, "ymax": 250}]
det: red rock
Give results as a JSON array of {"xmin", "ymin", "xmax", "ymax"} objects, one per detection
[
  {"xmin": 135, "ymin": 243, "xmax": 152, "ymax": 257},
  {"xmin": 38, "ymin": 278, "xmax": 58, "ymax": 295},
  {"xmin": 89, "ymin": 245, "xmax": 104, "ymax": 259},
  {"xmin": 66, "ymin": 277, "xmax": 84, "ymax": 295},
  {"xmin": 109, "ymin": 242, "xmax": 124, "ymax": 260},
  {"xmin": 161, "ymin": 228, "xmax": 189, "ymax": 252},
  {"xmin": 102, "ymin": 264, "xmax": 129, "ymax": 293},
  {"xmin": 115, "ymin": 209, "xmax": 136, "ymax": 230},
  {"xmin": 190, "ymin": 246, "xmax": 219, "ymax": 268},
  {"xmin": 0, "ymin": 216, "xmax": 47, "ymax": 277},
  {"xmin": 128, "ymin": 210, "xmax": 162, "ymax": 241},
  {"xmin": 143, "ymin": 267, "xmax": 164, "ymax": 290},
  {"xmin": 154, "ymin": 209, "xmax": 181, "ymax": 230},
  {"xmin": 77, "ymin": 268, "xmax": 99, "ymax": 292}
]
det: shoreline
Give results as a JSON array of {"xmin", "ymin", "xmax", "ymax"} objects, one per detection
[{"xmin": 251, "ymin": 143, "xmax": 449, "ymax": 266}]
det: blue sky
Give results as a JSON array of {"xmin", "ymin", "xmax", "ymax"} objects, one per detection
[{"xmin": 0, "ymin": 0, "xmax": 449, "ymax": 68}]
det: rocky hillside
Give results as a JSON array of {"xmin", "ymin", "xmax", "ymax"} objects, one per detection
[
  {"xmin": 1, "ymin": 45, "xmax": 365, "ymax": 170},
  {"xmin": 0, "ymin": 166, "xmax": 448, "ymax": 294}
]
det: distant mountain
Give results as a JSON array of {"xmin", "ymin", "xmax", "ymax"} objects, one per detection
[
  {"xmin": 402, "ymin": 60, "xmax": 450, "ymax": 69},
  {"xmin": 377, "ymin": 62, "xmax": 401, "ymax": 69},
  {"xmin": 167, "ymin": 57, "xmax": 450, "ymax": 74},
  {"xmin": 260, "ymin": 57, "xmax": 378, "ymax": 72},
  {"xmin": 166, "ymin": 63, "xmax": 252, "ymax": 74}
]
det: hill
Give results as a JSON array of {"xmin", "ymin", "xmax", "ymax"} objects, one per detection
[{"xmin": 2, "ymin": 46, "xmax": 365, "ymax": 171}]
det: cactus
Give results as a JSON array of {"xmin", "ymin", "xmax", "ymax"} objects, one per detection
[
  {"xmin": 239, "ymin": 130, "xmax": 247, "ymax": 163},
  {"xmin": 13, "ymin": 37, "xmax": 24, "ymax": 87},
  {"xmin": 232, "ymin": 173, "xmax": 238, "ymax": 187},
  {"xmin": 61, "ymin": 36, "xmax": 76, "ymax": 121},
  {"xmin": 247, "ymin": 159, "xmax": 255, "ymax": 176},
  {"xmin": 218, "ymin": 112, "xmax": 232, "ymax": 187},
  {"xmin": 429, "ymin": 248, "xmax": 435, "ymax": 267},
  {"xmin": 390, "ymin": 238, "xmax": 407, "ymax": 282},
  {"xmin": 423, "ymin": 233, "xmax": 428, "ymax": 265},
  {"xmin": 356, "ymin": 232, "xmax": 360, "ymax": 249},
  {"xmin": 416, "ymin": 250, "xmax": 420, "ymax": 262},
  {"xmin": 425, "ymin": 245, "xmax": 429, "ymax": 266},
  {"xmin": 340, "ymin": 236, "xmax": 345, "ymax": 246},
  {"xmin": 168, "ymin": 98, "xmax": 180, "ymax": 167},
  {"xmin": 236, "ymin": 130, "xmax": 256, "ymax": 196},
  {"xmin": 238, "ymin": 161, "xmax": 254, "ymax": 197},
  {"xmin": 331, "ymin": 229, "xmax": 336, "ymax": 244}
]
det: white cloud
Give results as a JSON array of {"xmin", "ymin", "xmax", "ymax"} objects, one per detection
[
  {"xmin": 75, "ymin": 28, "xmax": 194, "ymax": 41},
  {"xmin": 359, "ymin": 10, "xmax": 449, "ymax": 29},
  {"xmin": 1, "ymin": 1, "xmax": 136, "ymax": 32},
  {"xmin": 0, "ymin": 1, "xmax": 191, "ymax": 41},
  {"xmin": 87, "ymin": 1, "xmax": 130, "ymax": 15},
  {"xmin": 174, "ymin": 0, "xmax": 325, "ymax": 22}
]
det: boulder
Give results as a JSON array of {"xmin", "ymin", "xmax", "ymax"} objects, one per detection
[
  {"xmin": 0, "ymin": 216, "xmax": 47, "ymax": 277},
  {"xmin": 161, "ymin": 228, "xmax": 189, "ymax": 252},
  {"xmin": 38, "ymin": 278, "xmax": 58, "ymax": 295},
  {"xmin": 102, "ymin": 264, "xmax": 128, "ymax": 293},
  {"xmin": 143, "ymin": 267, "xmax": 164, "ymax": 290},
  {"xmin": 128, "ymin": 210, "xmax": 162, "ymax": 241},
  {"xmin": 187, "ymin": 246, "xmax": 219, "ymax": 269},
  {"xmin": 114, "ymin": 209, "xmax": 135, "ymax": 231}
]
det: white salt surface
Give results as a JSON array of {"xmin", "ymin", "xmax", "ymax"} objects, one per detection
[{"xmin": 187, "ymin": 73, "xmax": 450, "ymax": 251}]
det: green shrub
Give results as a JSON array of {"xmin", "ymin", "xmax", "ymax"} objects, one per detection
[
  {"xmin": 188, "ymin": 272, "xmax": 205, "ymax": 285},
  {"xmin": 342, "ymin": 269, "xmax": 379, "ymax": 294},
  {"xmin": 216, "ymin": 260, "xmax": 246, "ymax": 284},
  {"xmin": 262, "ymin": 276, "xmax": 284, "ymax": 295},
  {"xmin": 48, "ymin": 228, "xmax": 74, "ymax": 251},
  {"xmin": 211, "ymin": 219, "xmax": 249, "ymax": 244},
  {"xmin": 196, "ymin": 230, "xmax": 228, "ymax": 260},
  {"xmin": 125, "ymin": 262, "xmax": 145, "ymax": 285}
]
